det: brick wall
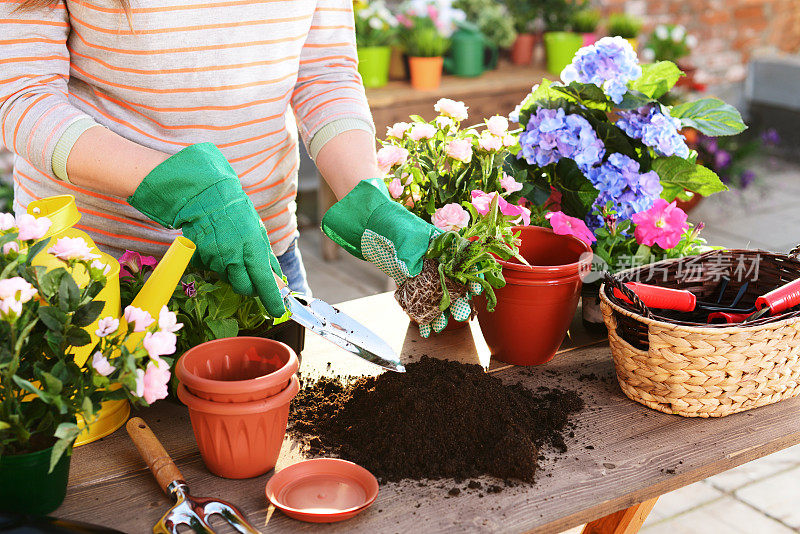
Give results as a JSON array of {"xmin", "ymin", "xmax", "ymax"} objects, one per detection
[{"xmin": 599, "ymin": 0, "xmax": 800, "ymax": 87}]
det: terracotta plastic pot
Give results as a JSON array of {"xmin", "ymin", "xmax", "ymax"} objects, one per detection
[
  {"xmin": 178, "ymin": 375, "xmax": 299, "ymax": 479},
  {"xmin": 477, "ymin": 226, "xmax": 592, "ymax": 366},
  {"xmin": 0, "ymin": 444, "xmax": 71, "ymax": 515},
  {"xmin": 510, "ymin": 33, "xmax": 537, "ymax": 65},
  {"xmin": 176, "ymin": 337, "xmax": 298, "ymax": 403},
  {"xmin": 408, "ymin": 56, "xmax": 443, "ymax": 90}
]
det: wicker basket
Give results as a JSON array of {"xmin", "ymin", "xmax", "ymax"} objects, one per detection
[{"xmin": 599, "ymin": 249, "xmax": 800, "ymax": 418}]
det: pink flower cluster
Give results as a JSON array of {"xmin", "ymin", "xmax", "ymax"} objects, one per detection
[
  {"xmin": 0, "ymin": 277, "xmax": 37, "ymax": 321},
  {"xmin": 546, "ymin": 212, "xmax": 596, "ymax": 246},
  {"xmin": 477, "ymin": 116, "xmax": 515, "ymax": 153},
  {"xmin": 434, "ymin": 98, "xmax": 468, "ymax": 121},
  {"xmin": 631, "ymin": 199, "xmax": 689, "ymax": 249},
  {"xmin": 48, "ymin": 236, "xmax": 100, "ymax": 262},
  {"xmin": 377, "ymin": 145, "xmax": 409, "ymax": 175},
  {"xmin": 1, "ymin": 212, "xmax": 52, "ymax": 256},
  {"xmin": 432, "ymin": 203, "xmax": 470, "ymax": 231},
  {"xmin": 470, "ymin": 190, "xmax": 531, "ymax": 227}
]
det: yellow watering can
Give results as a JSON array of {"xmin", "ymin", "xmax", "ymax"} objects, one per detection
[{"xmin": 27, "ymin": 195, "xmax": 195, "ymax": 445}]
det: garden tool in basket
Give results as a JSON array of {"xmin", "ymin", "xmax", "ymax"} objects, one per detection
[{"xmin": 126, "ymin": 418, "xmax": 261, "ymax": 534}]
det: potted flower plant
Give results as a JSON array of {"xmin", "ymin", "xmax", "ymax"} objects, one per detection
[
  {"xmin": 606, "ymin": 13, "xmax": 643, "ymax": 52},
  {"xmin": 354, "ymin": 0, "xmax": 399, "ymax": 89},
  {"xmin": 503, "ymin": 0, "xmax": 541, "ymax": 65},
  {"xmin": 642, "ymin": 24, "xmax": 698, "ymax": 87},
  {"xmin": 542, "ymin": 0, "xmax": 585, "ymax": 75},
  {"xmin": 507, "ymin": 37, "xmax": 747, "ymax": 326},
  {"xmin": 397, "ymin": 0, "xmax": 465, "ymax": 90},
  {"xmin": 0, "ymin": 215, "xmax": 180, "ymax": 514},
  {"xmin": 571, "ymin": 8, "xmax": 601, "ymax": 47}
]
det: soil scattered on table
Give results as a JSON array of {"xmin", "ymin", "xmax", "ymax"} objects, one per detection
[{"xmin": 289, "ymin": 356, "xmax": 583, "ymax": 484}]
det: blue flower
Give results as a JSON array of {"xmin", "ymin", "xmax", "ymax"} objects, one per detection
[
  {"xmin": 616, "ymin": 105, "xmax": 690, "ymax": 158},
  {"xmin": 518, "ymin": 108, "xmax": 605, "ymax": 173},
  {"xmin": 586, "ymin": 153, "xmax": 663, "ymax": 228},
  {"xmin": 561, "ymin": 37, "xmax": 642, "ymax": 104}
]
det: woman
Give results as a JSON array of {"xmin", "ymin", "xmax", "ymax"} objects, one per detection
[{"xmin": 1, "ymin": 0, "xmax": 469, "ymax": 335}]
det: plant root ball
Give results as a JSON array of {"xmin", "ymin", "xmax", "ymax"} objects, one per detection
[{"xmin": 395, "ymin": 259, "xmax": 468, "ymax": 325}]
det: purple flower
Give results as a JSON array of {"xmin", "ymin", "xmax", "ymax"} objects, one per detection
[
  {"xmin": 561, "ymin": 37, "xmax": 642, "ymax": 104},
  {"xmin": 182, "ymin": 281, "xmax": 197, "ymax": 298},
  {"xmin": 518, "ymin": 108, "xmax": 605, "ymax": 173},
  {"xmin": 616, "ymin": 105, "xmax": 690, "ymax": 158},
  {"xmin": 714, "ymin": 150, "xmax": 732, "ymax": 169},
  {"xmin": 586, "ymin": 153, "xmax": 663, "ymax": 228},
  {"xmin": 760, "ymin": 128, "xmax": 780, "ymax": 146},
  {"xmin": 740, "ymin": 169, "xmax": 756, "ymax": 188}
]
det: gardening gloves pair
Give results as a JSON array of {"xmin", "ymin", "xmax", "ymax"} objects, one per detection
[
  {"xmin": 128, "ymin": 143, "xmax": 286, "ymax": 318},
  {"xmin": 321, "ymin": 178, "xmax": 482, "ymax": 338}
]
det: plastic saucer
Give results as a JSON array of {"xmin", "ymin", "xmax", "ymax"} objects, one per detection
[{"xmin": 265, "ymin": 458, "xmax": 379, "ymax": 523}]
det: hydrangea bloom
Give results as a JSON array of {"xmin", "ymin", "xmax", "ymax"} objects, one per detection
[
  {"xmin": 518, "ymin": 108, "xmax": 605, "ymax": 173},
  {"xmin": 631, "ymin": 199, "xmax": 689, "ymax": 249},
  {"xmin": 561, "ymin": 36, "xmax": 642, "ymax": 104},
  {"xmin": 615, "ymin": 105, "xmax": 690, "ymax": 158},
  {"xmin": 586, "ymin": 153, "xmax": 663, "ymax": 227}
]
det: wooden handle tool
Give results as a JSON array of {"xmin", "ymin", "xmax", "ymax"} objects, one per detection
[{"xmin": 126, "ymin": 417, "xmax": 184, "ymax": 495}]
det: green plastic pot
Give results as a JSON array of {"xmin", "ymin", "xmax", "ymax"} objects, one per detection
[
  {"xmin": 357, "ymin": 46, "xmax": 391, "ymax": 89},
  {"xmin": 543, "ymin": 31, "xmax": 583, "ymax": 75},
  {"xmin": 0, "ymin": 445, "xmax": 72, "ymax": 515}
]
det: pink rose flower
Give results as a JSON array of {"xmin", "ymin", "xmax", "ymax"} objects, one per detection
[
  {"xmin": 470, "ymin": 190, "xmax": 531, "ymax": 226},
  {"xmin": 502, "ymin": 133, "xmax": 516, "ymax": 147},
  {"xmin": 631, "ymin": 199, "xmax": 689, "ymax": 249},
  {"xmin": 386, "ymin": 122, "xmax": 410, "ymax": 138},
  {"xmin": 95, "ymin": 316, "xmax": 120, "ymax": 337},
  {"xmin": 143, "ymin": 330, "xmax": 177, "ymax": 359},
  {"xmin": 0, "ymin": 277, "xmax": 37, "ymax": 303},
  {"xmin": 434, "ymin": 98, "xmax": 468, "ymax": 121},
  {"xmin": 546, "ymin": 211, "xmax": 596, "ymax": 246},
  {"xmin": 48, "ymin": 236, "xmax": 101, "ymax": 262},
  {"xmin": 404, "ymin": 191, "xmax": 421, "ymax": 208},
  {"xmin": 432, "ymin": 203, "xmax": 470, "ymax": 232},
  {"xmin": 0, "ymin": 298, "xmax": 23, "ymax": 321},
  {"xmin": 376, "ymin": 145, "xmax": 409, "ymax": 175},
  {"xmin": 2, "ymin": 242, "xmax": 19, "ymax": 255},
  {"xmin": 15, "ymin": 214, "xmax": 51, "ymax": 241},
  {"xmin": 500, "ymin": 174, "xmax": 523, "ymax": 193},
  {"xmin": 478, "ymin": 133, "xmax": 502, "ymax": 152},
  {"xmin": 445, "ymin": 139, "xmax": 473, "ymax": 163},
  {"xmin": 119, "ymin": 250, "xmax": 158, "ymax": 279},
  {"xmin": 91, "ymin": 351, "xmax": 115, "ymax": 377},
  {"xmin": 123, "ymin": 305, "xmax": 155, "ymax": 332},
  {"xmin": 91, "ymin": 259, "xmax": 111, "ymax": 276},
  {"xmin": 0, "ymin": 213, "xmax": 15, "ymax": 231},
  {"xmin": 408, "ymin": 123, "xmax": 437, "ymax": 141},
  {"xmin": 435, "ymin": 116, "xmax": 455, "ymax": 130},
  {"xmin": 135, "ymin": 359, "xmax": 171, "ymax": 405},
  {"xmin": 387, "ymin": 178, "xmax": 404, "ymax": 199},
  {"xmin": 158, "ymin": 305, "xmax": 183, "ymax": 333},
  {"xmin": 486, "ymin": 115, "xmax": 509, "ymax": 136}
]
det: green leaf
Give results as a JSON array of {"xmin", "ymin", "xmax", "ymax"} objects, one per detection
[
  {"xmin": 629, "ymin": 61, "xmax": 683, "ymax": 99},
  {"xmin": 669, "ymin": 98, "xmax": 747, "ymax": 137},
  {"xmin": 652, "ymin": 156, "xmax": 728, "ymax": 199},
  {"xmin": 0, "ymin": 421, "xmax": 10, "ymax": 430},
  {"xmin": 72, "ymin": 300, "xmax": 105, "ymax": 328},
  {"xmin": 207, "ymin": 318, "xmax": 238, "ymax": 339},
  {"xmin": 23, "ymin": 237, "xmax": 50, "ymax": 265},
  {"xmin": 617, "ymin": 89, "xmax": 655, "ymax": 110},
  {"xmin": 555, "ymin": 159, "xmax": 599, "ymax": 218},
  {"xmin": 66, "ymin": 327, "xmax": 92, "ymax": 347},
  {"xmin": 39, "ymin": 268, "xmax": 66, "ymax": 299},
  {"xmin": 40, "ymin": 371, "xmax": 63, "ymax": 395},
  {"xmin": 58, "ymin": 274, "xmax": 81, "ymax": 312},
  {"xmin": 38, "ymin": 306, "xmax": 67, "ymax": 331}
]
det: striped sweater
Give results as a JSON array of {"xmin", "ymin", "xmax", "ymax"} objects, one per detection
[{"xmin": 0, "ymin": 0, "xmax": 373, "ymax": 257}]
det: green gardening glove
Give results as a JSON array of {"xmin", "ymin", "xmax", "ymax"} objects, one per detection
[
  {"xmin": 321, "ymin": 178, "xmax": 481, "ymax": 338},
  {"xmin": 128, "ymin": 143, "xmax": 286, "ymax": 318}
]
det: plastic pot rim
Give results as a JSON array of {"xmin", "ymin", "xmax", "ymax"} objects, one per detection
[
  {"xmin": 177, "ymin": 375, "xmax": 299, "ymax": 415},
  {"xmin": 176, "ymin": 337, "xmax": 298, "ymax": 397},
  {"xmin": 498, "ymin": 226, "xmax": 593, "ymax": 274}
]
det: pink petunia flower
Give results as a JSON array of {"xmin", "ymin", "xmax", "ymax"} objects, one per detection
[
  {"xmin": 123, "ymin": 305, "xmax": 155, "ymax": 332},
  {"xmin": 119, "ymin": 250, "xmax": 158, "ymax": 279},
  {"xmin": 157, "ymin": 305, "xmax": 183, "ymax": 333},
  {"xmin": 631, "ymin": 199, "xmax": 689, "ymax": 249},
  {"xmin": 91, "ymin": 351, "xmax": 115, "ymax": 377},
  {"xmin": 546, "ymin": 211, "xmax": 597, "ymax": 246},
  {"xmin": 408, "ymin": 123, "xmax": 437, "ymax": 141},
  {"xmin": 95, "ymin": 316, "xmax": 120, "ymax": 337},
  {"xmin": 434, "ymin": 98, "xmax": 468, "ymax": 121},
  {"xmin": 376, "ymin": 145, "xmax": 409, "ymax": 175},
  {"xmin": 15, "ymin": 214, "xmax": 51, "ymax": 241},
  {"xmin": 386, "ymin": 122, "xmax": 410, "ymax": 138},
  {"xmin": 445, "ymin": 139, "xmax": 473, "ymax": 163},
  {"xmin": 48, "ymin": 236, "xmax": 101, "ymax": 262},
  {"xmin": 486, "ymin": 115, "xmax": 509, "ymax": 136},
  {"xmin": 500, "ymin": 173, "xmax": 523, "ymax": 193},
  {"xmin": 470, "ymin": 191, "xmax": 531, "ymax": 226},
  {"xmin": 432, "ymin": 203, "xmax": 470, "ymax": 232}
]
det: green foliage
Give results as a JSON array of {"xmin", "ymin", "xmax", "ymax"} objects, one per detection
[
  {"xmin": 652, "ymin": 156, "xmax": 728, "ymax": 201},
  {"xmin": 644, "ymin": 24, "xmax": 694, "ymax": 63},
  {"xmin": 628, "ymin": 61, "xmax": 683, "ymax": 99},
  {"xmin": 502, "ymin": 0, "xmax": 543, "ymax": 34},
  {"xmin": 570, "ymin": 8, "xmax": 601, "ymax": 33},
  {"xmin": 542, "ymin": 0, "xmax": 586, "ymax": 31},
  {"xmin": 606, "ymin": 13, "xmax": 642, "ymax": 38},
  {"xmin": 354, "ymin": 1, "xmax": 399, "ymax": 47},
  {"xmin": 670, "ymin": 98, "xmax": 748, "ymax": 137},
  {"xmin": 401, "ymin": 20, "xmax": 451, "ymax": 57},
  {"xmin": 454, "ymin": 0, "xmax": 517, "ymax": 48}
]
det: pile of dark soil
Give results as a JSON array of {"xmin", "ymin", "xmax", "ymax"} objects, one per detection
[{"xmin": 289, "ymin": 356, "xmax": 583, "ymax": 483}]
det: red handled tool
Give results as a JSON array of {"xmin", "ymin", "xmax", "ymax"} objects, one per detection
[{"xmin": 612, "ymin": 280, "xmax": 749, "ymax": 314}]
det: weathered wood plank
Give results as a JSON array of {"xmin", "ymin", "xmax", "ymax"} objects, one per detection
[{"xmin": 54, "ymin": 293, "xmax": 800, "ymax": 533}]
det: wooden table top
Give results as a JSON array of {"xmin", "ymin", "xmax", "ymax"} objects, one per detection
[{"xmin": 55, "ymin": 292, "xmax": 800, "ymax": 533}]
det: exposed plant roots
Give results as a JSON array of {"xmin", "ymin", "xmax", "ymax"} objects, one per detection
[{"xmin": 395, "ymin": 259, "xmax": 467, "ymax": 325}]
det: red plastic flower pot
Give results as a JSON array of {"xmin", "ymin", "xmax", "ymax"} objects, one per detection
[
  {"xmin": 176, "ymin": 337, "xmax": 298, "ymax": 403},
  {"xmin": 510, "ymin": 33, "xmax": 537, "ymax": 65},
  {"xmin": 477, "ymin": 226, "xmax": 592, "ymax": 366},
  {"xmin": 178, "ymin": 375, "xmax": 299, "ymax": 479}
]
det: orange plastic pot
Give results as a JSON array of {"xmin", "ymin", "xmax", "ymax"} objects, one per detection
[
  {"xmin": 408, "ymin": 56, "xmax": 443, "ymax": 90},
  {"xmin": 178, "ymin": 375, "xmax": 299, "ymax": 479},
  {"xmin": 477, "ymin": 226, "xmax": 592, "ymax": 366},
  {"xmin": 176, "ymin": 337, "xmax": 298, "ymax": 403},
  {"xmin": 510, "ymin": 33, "xmax": 537, "ymax": 65}
]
